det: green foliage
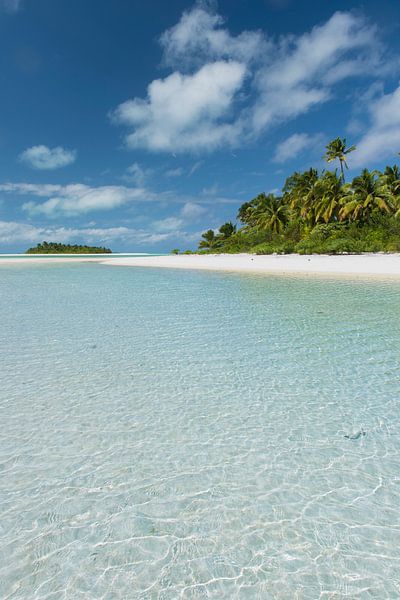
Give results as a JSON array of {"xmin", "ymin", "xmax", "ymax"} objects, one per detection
[
  {"xmin": 218, "ymin": 221, "xmax": 236, "ymax": 238},
  {"xmin": 324, "ymin": 137, "xmax": 356, "ymax": 181},
  {"xmin": 198, "ymin": 229, "xmax": 216, "ymax": 250},
  {"xmin": 171, "ymin": 248, "xmax": 180, "ymax": 254},
  {"xmin": 198, "ymin": 139, "xmax": 400, "ymax": 255},
  {"xmin": 26, "ymin": 241, "xmax": 112, "ymax": 254}
]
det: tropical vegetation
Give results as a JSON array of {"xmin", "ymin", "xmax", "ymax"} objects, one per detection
[
  {"xmin": 197, "ymin": 139, "xmax": 400, "ymax": 254},
  {"xmin": 26, "ymin": 242, "xmax": 112, "ymax": 254}
]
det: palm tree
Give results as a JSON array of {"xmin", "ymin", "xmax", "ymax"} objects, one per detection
[
  {"xmin": 314, "ymin": 170, "xmax": 343, "ymax": 223},
  {"xmin": 382, "ymin": 165, "xmax": 400, "ymax": 219},
  {"xmin": 237, "ymin": 199, "xmax": 258, "ymax": 227},
  {"xmin": 253, "ymin": 194, "xmax": 288, "ymax": 233},
  {"xmin": 380, "ymin": 165, "xmax": 400, "ymax": 196},
  {"xmin": 198, "ymin": 229, "xmax": 216, "ymax": 250},
  {"xmin": 324, "ymin": 138, "xmax": 356, "ymax": 181},
  {"xmin": 218, "ymin": 222, "xmax": 236, "ymax": 238},
  {"xmin": 284, "ymin": 168, "xmax": 319, "ymax": 225},
  {"xmin": 339, "ymin": 169, "xmax": 393, "ymax": 223}
]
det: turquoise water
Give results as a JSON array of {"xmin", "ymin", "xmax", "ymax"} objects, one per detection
[
  {"xmin": 0, "ymin": 253, "xmax": 156, "ymax": 259},
  {"xmin": 1, "ymin": 263, "xmax": 400, "ymax": 599}
]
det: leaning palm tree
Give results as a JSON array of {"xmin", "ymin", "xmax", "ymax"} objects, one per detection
[
  {"xmin": 339, "ymin": 169, "xmax": 394, "ymax": 223},
  {"xmin": 324, "ymin": 137, "xmax": 356, "ymax": 181}
]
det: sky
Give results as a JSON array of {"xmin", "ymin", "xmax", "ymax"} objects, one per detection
[{"xmin": 1, "ymin": 0, "xmax": 400, "ymax": 252}]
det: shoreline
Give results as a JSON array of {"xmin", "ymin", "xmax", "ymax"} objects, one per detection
[
  {"xmin": 100, "ymin": 253, "xmax": 400, "ymax": 279},
  {"xmin": 1, "ymin": 253, "xmax": 400, "ymax": 278}
]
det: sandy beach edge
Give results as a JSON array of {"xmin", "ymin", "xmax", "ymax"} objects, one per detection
[
  {"xmin": 1, "ymin": 253, "xmax": 400, "ymax": 278},
  {"xmin": 100, "ymin": 253, "xmax": 400, "ymax": 278}
]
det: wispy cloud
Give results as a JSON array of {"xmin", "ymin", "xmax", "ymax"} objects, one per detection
[
  {"xmin": 273, "ymin": 132, "xmax": 325, "ymax": 163},
  {"xmin": 165, "ymin": 167, "xmax": 184, "ymax": 178},
  {"xmin": 152, "ymin": 216, "xmax": 184, "ymax": 232},
  {"xmin": 180, "ymin": 201, "xmax": 206, "ymax": 219},
  {"xmin": 252, "ymin": 12, "xmax": 381, "ymax": 132},
  {"xmin": 160, "ymin": 5, "xmax": 266, "ymax": 69},
  {"xmin": 0, "ymin": 219, "xmax": 199, "ymax": 247},
  {"xmin": 0, "ymin": 0, "xmax": 21, "ymax": 13},
  {"xmin": 111, "ymin": 6, "xmax": 387, "ymax": 154},
  {"xmin": 0, "ymin": 182, "xmax": 150, "ymax": 216},
  {"xmin": 123, "ymin": 162, "xmax": 153, "ymax": 185},
  {"xmin": 350, "ymin": 85, "xmax": 400, "ymax": 167},
  {"xmin": 188, "ymin": 160, "xmax": 203, "ymax": 176},
  {"xmin": 19, "ymin": 145, "xmax": 77, "ymax": 170}
]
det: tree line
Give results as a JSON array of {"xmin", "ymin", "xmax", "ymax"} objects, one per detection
[
  {"xmin": 198, "ymin": 138, "xmax": 400, "ymax": 254},
  {"xmin": 26, "ymin": 241, "xmax": 112, "ymax": 254}
]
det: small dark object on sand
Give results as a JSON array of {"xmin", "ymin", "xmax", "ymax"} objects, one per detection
[{"xmin": 344, "ymin": 429, "xmax": 366, "ymax": 440}]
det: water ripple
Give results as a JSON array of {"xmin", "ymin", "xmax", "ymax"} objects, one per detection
[{"xmin": 1, "ymin": 265, "xmax": 400, "ymax": 598}]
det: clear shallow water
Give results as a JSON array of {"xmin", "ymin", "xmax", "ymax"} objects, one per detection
[
  {"xmin": 0, "ymin": 253, "xmax": 157, "ymax": 260},
  {"xmin": 0, "ymin": 264, "xmax": 400, "ymax": 599}
]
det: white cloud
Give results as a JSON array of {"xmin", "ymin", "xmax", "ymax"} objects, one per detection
[
  {"xmin": 180, "ymin": 201, "xmax": 206, "ymax": 219},
  {"xmin": 160, "ymin": 6, "xmax": 265, "ymax": 68},
  {"xmin": 0, "ymin": 182, "xmax": 149, "ymax": 216},
  {"xmin": 165, "ymin": 167, "xmax": 184, "ymax": 178},
  {"xmin": 273, "ymin": 132, "xmax": 324, "ymax": 162},
  {"xmin": 124, "ymin": 162, "xmax": 152, "ymax": 185},
  {"xmin": 0, "ymin": 0, "xmax": 21, "ymax": 13},
  {"xmin": 188, "ymin": 160, "xmax": 203, "ymax": 176},
  {"xmin": 150, "ymin": 201, "xmax": 208, "ymax": 236},
  {"xmin": 351, "ymin": 85, "xmax": 400, "ymax": 167},
  {"xmin": 201, "ymin": 183, "xmax": 220, "ymax": 196},
  {"xmin": 252, "ymin": 12, "xmax": 379, "ymax": 131},
  {"xmin": 112, "ymin": 8, "xmax": 386, "ymax": 154},
  {"xmin": 112, "ymin": 60, "xmax": 246, "ymax": 152},
  {"xmin": 0, "ymin": 219, "xmax": 201, "ymax": 247},
  {"xmin": 19, "ymin": 145, "xmax": 77, "ymax": 170},
  {"xmin": 152, "ymin": 216, "xmax": 184, "ymax": 232}
]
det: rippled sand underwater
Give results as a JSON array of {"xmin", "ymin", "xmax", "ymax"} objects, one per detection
[{"xmin": 1, "ymin": 263, "xmax": 400, "ymax": 599}]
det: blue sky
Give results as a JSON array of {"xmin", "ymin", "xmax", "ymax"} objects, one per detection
[{"xmin": 1, "ymin": 0, "xmax": 400, "ymax": 252}]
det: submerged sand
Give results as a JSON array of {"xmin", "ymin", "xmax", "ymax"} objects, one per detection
[{"xmin": 1, "ymin": 253, "xmax": 400, "ymax": 278}]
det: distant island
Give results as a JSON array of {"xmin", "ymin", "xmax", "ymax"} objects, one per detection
[
  {"xmin": 26, "ymin": 241, "xmax": 112, "ymax": 254},
  {"xmin": 197, "ymin": 138, "xmax": 400, "ymax": 255}
]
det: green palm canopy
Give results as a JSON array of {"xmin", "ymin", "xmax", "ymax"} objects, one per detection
[{"xmin": 324, "ymin": 138, "xmax": 356, "ymax": 181}]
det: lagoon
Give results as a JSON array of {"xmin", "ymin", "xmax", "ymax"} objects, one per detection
[{"xmin": 1, "ymin": 263, "xmax": 400, "ymax": 598}]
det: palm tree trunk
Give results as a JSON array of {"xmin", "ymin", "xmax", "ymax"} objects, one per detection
[{"xmin": 340, "ymin": 160, "xmax": 345, "ymax": 182}]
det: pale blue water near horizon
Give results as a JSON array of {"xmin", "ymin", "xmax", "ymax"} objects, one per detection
[{"xmin": 1, "ymin": 263, "xmax": 400, "ymax": 599}]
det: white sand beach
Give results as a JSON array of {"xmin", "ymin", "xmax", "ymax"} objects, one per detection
[
  {"xmin": 2, "ymin": 253, "xmax": 400, "ymax": 278},
  {"xmin": 102, "ymin": 253, "xmax": 400, "ymax": 278}
]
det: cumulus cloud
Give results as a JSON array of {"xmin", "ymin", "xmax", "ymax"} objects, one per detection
[
  {"xmin": 19, "ymin": 145, "xmax": 77, "ymax": 170},
  {"xmin": 112, "ymin": 7, "xmax": 386, "ymax": 154},
  {"xmin": 351, "ymin": 85, "xmax": 400, "ymax": 167},
  {"xmin": 0, "ymin": 182, "xmax": 149, "ymax": 216},
  {"xmin": 112, "ymin": 60, "xmax": 246, "ymax": 152},
  {"xmin": 273, "ymin": 132, "xmax": 324, "ymax": 162},
  {"xmin": 160, "ymin": 6, "xmax": 265, "ymax": 68}
]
